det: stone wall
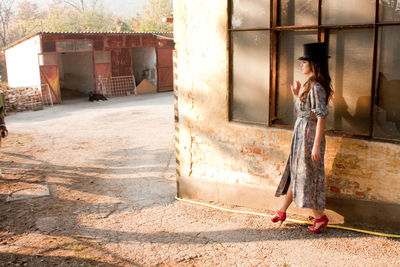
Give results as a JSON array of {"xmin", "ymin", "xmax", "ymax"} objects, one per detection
[
  {"xmin": 1, "ymin": 86, "xmax": 43, "ymax": 112},
  {"xmin": 174, "ymin": 0, "xmax": 400, "ymax": 230}
]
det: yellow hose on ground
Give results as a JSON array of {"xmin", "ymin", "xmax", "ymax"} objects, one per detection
[{"xmin": 175, "ymin": 197, "xmax": 400, "ymax": 239}]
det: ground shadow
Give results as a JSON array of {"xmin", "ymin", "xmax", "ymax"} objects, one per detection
[{"xmin": 0, "ymin": 252, "xmax": 118, "ymax": 267}]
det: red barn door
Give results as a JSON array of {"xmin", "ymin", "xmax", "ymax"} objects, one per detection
[
  {"xmin": 157, "ymin": 48, "xmax": 173, "ymax": 92},
  {"xmin": 39, "ymin": 53, "xmax": 61, "ymax": 104}
]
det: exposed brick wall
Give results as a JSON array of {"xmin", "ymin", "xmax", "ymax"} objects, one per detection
[{"xmin": 1, "ymin": 87, "xmax": 43, "ymax": 112}]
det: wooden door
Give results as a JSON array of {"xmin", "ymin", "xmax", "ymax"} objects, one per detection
[
  {"xmin": 111, "ymin": 48, "xmax": 132, "ymax": 77},
  {"xmin": 39, "ymin": 53, "xmax": 61, "ymax": 104},
  {"xmin": 157, "ymin": 48, "xmax": 174, "ymax": 92}
]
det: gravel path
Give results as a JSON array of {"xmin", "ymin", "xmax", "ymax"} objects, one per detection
[{"xmin": 0, "ymin": 92, "xmax": 399, "ymax": 266}]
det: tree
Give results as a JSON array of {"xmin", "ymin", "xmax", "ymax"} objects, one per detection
[
  {"xmin": 116, "ymin": 19, "xmax": 131, "ymax": 32},
  {"xmin": 63, "ymin": 0, "xmax": 104, "ymax": 13},
  {"xmin": 8, "ymin": 0, "xmax": 42, "ymax": 43},
  {"xmin": 0, "ymin": 0, "xmax": 14, "ymax": 46},
  {"xmin": 64, "ymin": 0, "xmax": 86, "ymax": 12},
  {"xmin": 40, "ymin": 3, "xmax": 81, "ymax": 32},
  {"xmin": 78, "ymin": 1, "xmax": 115, "ymax": 32},
  {"xmin": 38, "ymin": 0, "xmax": 114, "ymax": 32},
  {"xmin": 134, "ymin": 0, "xmax": 173, "ymax": 32}
]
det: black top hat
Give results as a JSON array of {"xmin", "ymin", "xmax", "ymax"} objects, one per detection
[{"xmin": 298, "ymin": 42, "xmax": 330, "ymax": 61}]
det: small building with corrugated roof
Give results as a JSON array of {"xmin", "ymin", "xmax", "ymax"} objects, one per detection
[{"xmin": 4, "ymin": 32, "xmax": 174, "ymax": 104}]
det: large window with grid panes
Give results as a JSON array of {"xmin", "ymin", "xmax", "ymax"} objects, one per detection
[{"xmin": 228, "ymin": 0, "xmax": 400, "ymax": 142}]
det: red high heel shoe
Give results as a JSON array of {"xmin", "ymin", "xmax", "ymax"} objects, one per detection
[
  {"xmin": 308, "ymin": 215, "xmax": 329, "ymax": 234},
  {"xmin": 269, "ymin": 210, "xmax": 286, "ymax": 223}
]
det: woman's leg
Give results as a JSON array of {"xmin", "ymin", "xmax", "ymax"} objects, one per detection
[
  {"xmin": 270, "ymin": 184, "xmax": 293, "ymax": 221},
  {"xmin": 309, "ymin": 209, "xmax": 326, "ymax": 230},
  {"xmin": 311, "ymin": 209, "xmax": 324, "ymax": 219},
  {"xmin": 279, "ymin": 185, "xmax": 293, "ymax": 212}
]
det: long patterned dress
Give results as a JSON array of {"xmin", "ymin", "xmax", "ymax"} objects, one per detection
[{"xmin": 275, "ymin": 83, "xmax": 329, "ymax": 211}]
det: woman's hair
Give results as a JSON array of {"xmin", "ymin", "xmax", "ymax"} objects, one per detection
[{"xmin": 300, "ymin": 60, "xmax": 333, "ymax": 104}]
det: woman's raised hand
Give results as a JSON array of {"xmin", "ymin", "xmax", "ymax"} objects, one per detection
[{"xmin": 291, "ymin": 81, "xmax": 301, "ymax": 97}]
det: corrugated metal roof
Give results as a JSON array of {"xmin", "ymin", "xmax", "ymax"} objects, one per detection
[{"xmin": 4, "ymin": 31, "xmax": 174, "ymax": 50}]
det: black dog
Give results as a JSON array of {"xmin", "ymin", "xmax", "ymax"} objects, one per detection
[{"xmin": 89, "ymin": 91, "xmax": 107, "ymax": 102}]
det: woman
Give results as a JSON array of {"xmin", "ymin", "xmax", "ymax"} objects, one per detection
[{"xmin": 270, "ymin": 42, "xmax": 333, "ymax": 234}]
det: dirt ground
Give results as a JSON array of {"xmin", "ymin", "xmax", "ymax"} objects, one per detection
[{"xmin": 0, "ymin": 92, "xmax": 399, "ymax": 267}]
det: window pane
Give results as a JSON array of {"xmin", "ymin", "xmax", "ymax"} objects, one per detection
[
  {"xmin": 276, "ymin": 31, "xmax": 317, "ymax": 126},
  {"xmin": 56, "ymin": 41, "xmax": 74, "ymax": 52},
  {"xmin": 76, "ymin": 40, "xmax": 93, "ymax": 51},
  {"xmin": 232, "ymin": 31, "xmax": 269, "ymax": 123},
  {"xmin": 39, "ymin": 54, "xmax": 57, "ymax": 66},
  {"xmin": 42, "ymin": 40, "xmax": 56, "ymax": 52},
  {"xmin": 231, "ymin": 0, "xmax": 270, "ymax": 29},
  {"xmin": 94, "ymin": 52, "xmax": 111, "ymax": 63},
  {"xmin": 279, "ymin": 0, "xmax": 318, "ymax": 26},
  {"xmin": 322, "ymin": 0, "xmax": 375, "ymax": 24},
  {"xmin": 374, "ymin": 26, "xmax": 400, "ymax": 139},
  {"xmin": 328, "ymin": 29, "xmax": 374, "ymax": 135},
  {"xmin": 380, "ymin": 0, "xmax": 400, "ymax": 22}
]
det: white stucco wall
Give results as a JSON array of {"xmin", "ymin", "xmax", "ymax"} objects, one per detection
[{"xmin": 5, "ymin": 35, "xmax": 41, "ymax": 87}]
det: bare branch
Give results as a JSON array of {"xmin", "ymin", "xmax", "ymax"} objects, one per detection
[
  {"xmin": 80, "ymin": 0, "xmax": 84, "ymax": 12},
  {"xmin": 0, "ymin": 0, "xmax": 15, "ymax": 46},
  {"xmin": 64, "ymin": 0, "xmax": 84, "ymax": 12}
]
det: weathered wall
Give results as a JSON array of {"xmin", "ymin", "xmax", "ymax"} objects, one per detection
[
  {"xmin": 174, "ymin": 0, "xmax": 400, "ymax": 230},
  {"xmin": 1, "ymin": 87, "xmax": 42, "ymax": 112},
  {"xmin": 5, "ymin": 35, "xmax": 41, "ymax": 88}
]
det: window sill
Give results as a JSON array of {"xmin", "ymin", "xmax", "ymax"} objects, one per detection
[{"xmin": 227, "ymin": 119, "xmax": 400, "ymax": 145}]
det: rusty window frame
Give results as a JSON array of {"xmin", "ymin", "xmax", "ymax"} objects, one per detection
[
  {"xmin": 55, "ymin": 39, "xmax": 94, "ymax": 53},
  {"xmin": 227, "ymin": 0, "xmax": 272, "ymax": 125},
  {"xmin": 55, "ymin": 40, "xmax": 75, "ymax": 53},
  {"xmin": 227, "ymin": 0, "xmax": 400, "ymax": 144},
  {"xmin": 75, "ymin": 40, "xmax": 94, "ymax": 52}
]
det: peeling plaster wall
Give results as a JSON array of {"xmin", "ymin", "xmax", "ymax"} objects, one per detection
[{"xmin": 174, "ymin": 0, "xmax": 400, "ymax": 223}]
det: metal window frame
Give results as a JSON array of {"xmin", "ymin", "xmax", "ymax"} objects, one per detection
[
  {"xmin": 228, "ymin": 0, "xmax": 400, "ymax": 144},
  {"xmin": 56, "ymin": 39, "xmax": 94, "ymax": 53},
  {"xmin": 75, "ymin": 39, "xmax": 94, "ymax": 52},
  {"xmin": 55, "ymin": 40, "xmax": 75, "ymax": 53},
  {"xmin": 227, "ymin": 0, "xmax": 272, "ymax": 125}
]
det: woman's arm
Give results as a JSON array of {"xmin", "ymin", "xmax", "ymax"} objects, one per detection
[{"xmin": 312, "ymin": 117, "xmax": 326, "ymax": 162}]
